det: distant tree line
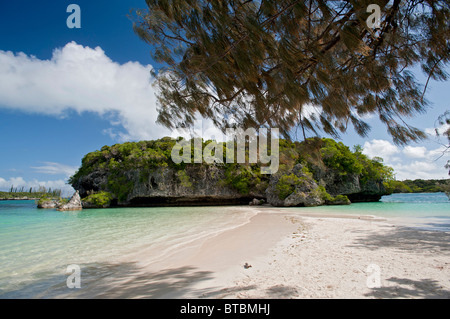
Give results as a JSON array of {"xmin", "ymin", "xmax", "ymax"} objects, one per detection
[
  {"xmin": 389, "ymin": 179, "xmax": 450, "ymax": 194},
  {"xmin": 0, "ymin": 186, "xmax": 62, "ymax": 199}
]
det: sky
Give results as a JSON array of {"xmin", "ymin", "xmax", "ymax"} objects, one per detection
[{"xmin": 0, "ymin": 1, "xmax": 449, "ymax": 196}]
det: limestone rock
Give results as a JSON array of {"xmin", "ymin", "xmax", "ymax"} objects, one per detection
[
  {"xmin": 266, "ymin": 164, "xmax": 324, "ymax": 207},
  {"xmin": 311, "ymin": 166, "xmax": 387, "ymax": 202},
  {"xmin": 57, "ymin": 191, "xmax": 82, "ymax": 211},
  {"xmin": 72, "ymin": 166, "xmax": 264, "ymax": 206},
  {"xmin": 284, "ymin": 190, "xmax": 324, "ymax": 207},
  {"xmin": 71, "ymin": 158, "xmax": 388, "ymax": 207},
  {"xmin": 325, "ymin": 195, "xmax": 351, "ymax": 205},
  {"xmin": 37, "ymin": 200, "xmax": 58, "ymax": 209}
]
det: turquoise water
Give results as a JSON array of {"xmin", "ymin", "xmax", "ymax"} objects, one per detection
[
  {"xmin": 0, "ymin": 193, "xmax": 448, "ymax": 298},
  {"xmin": 294, "ymin": 192, "xmax": 450, "ymax": 231},
  {"xmin": 0, "ymin": 202, "xmax": 254, "ymax": 298}
]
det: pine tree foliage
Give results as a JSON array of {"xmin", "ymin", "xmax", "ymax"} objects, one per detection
[
  {"xmin": 133, "ymin": 0, "xmax": 450, "ymax": 144},
  {"xmin": 435, "ymin": 110, "xmax": 450, "ymax": 174}
]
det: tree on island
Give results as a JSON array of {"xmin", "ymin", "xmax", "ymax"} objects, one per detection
[{"xmin": 133, "ymin": 0, "xmax": 449, "ymax": 144}]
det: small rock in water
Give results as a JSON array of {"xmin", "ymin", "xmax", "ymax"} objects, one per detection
[
  {"xmin": 37, "ymin": 200, "xmax": 57, "ymax": 209},
  {"xmin": 57, "ymin": 191, "xmax": 82, "ymax": 211}
]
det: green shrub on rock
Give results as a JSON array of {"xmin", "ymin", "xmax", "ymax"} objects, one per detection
[
  {"xmin": 326, "ymin": 194, "xmax": 351, "ymax": 205},
  {"xmin": 276, "ymin": 174, "xmax": 303, "ymax": 200},
  {"xmin": 83, "ymin": 191, "xmax": 113, "ymax": 208}
]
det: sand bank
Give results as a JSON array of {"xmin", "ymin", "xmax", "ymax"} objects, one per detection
[{"xmin": 53, "ymin": 206, "xmax": 450, "ymax": 299}]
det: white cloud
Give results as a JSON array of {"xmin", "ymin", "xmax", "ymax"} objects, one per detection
[
  {"xmin": 389, "ymin": 156, "xmax": 403, "ymax": 163},
  {"xmin": 31, "ymin": 162, "xmax": 78, "ymax": 177},
  {"xmin": 0, "ymin": 42, "xmax": 172, "ymax": 141},
  {"xmin": 392, "ymin": 161, "xmax": 446, "ymax": 180},
  {"xmin": 0, "ymin": 176, "xmax": 74, "ymax": 196},
  {"xmin": 362, "ymin": 139, "xmax": 449, "ymax": 180},
  {"xmin": 362, "ymin": 139, "xmax": 400, "ymax": 161},
  {"xmin": 425, "ymin": 123, "xmax": 450, "ymax": 137},
  {"xmin": 402, "ymin": 146, "xmax": 428, "ymax": 159},
  {"xmin": 428, "ymin": 146, "xmax": 448, "ymax": 160},
  {"xmin": 0, "ymin": 177, "xmax": 27, "ymax": 189}
]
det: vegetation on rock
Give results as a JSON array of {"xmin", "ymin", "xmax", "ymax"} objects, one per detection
[
  {"xmin": 83, "ymin": 191, "xmax": 114, "ymax": 208},
  {"xmin": 69, "ymin": 137, "xmax": 400, "ymax": 207}
]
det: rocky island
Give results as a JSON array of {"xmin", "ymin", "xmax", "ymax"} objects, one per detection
[
  {"xmin": 37, "ymin": 191, "xmax": 82, "ymax": 211},
  {"xmin": 68, "ymin": 137, "xmax": 393, "ymax": 209}
]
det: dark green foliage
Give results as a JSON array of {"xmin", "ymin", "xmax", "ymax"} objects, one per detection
[
  {"xmin": 316, "ymin": 185, "xmax": 332, "ymax": 202},
  {"xmin": 107, "ymin": 173, "xmax": 134, "ymax": 202},
  {"xmin": 57, "ymin": 198, "xmax": 69, "ymax": 206},
  {"xmin": 387, "ymin": 180, "xmax": 413, "ymax": 193},
  {"xmin": 276, "ymin": 173, "xmax": 304, "ymax": 200},
  {"xmin": 69, "ymin": 137, "xmax": 398, "ymax": 200},
  {"xmin": 83, "ymin": 192, "xmax": 113, "ymax": 208},
  {"xmin": 36, "ymin": 195, "xmax": 53, "ymax": 206},
  {"xmin": 320, "ymin": 138, "xmax": 364, "ymax": 175},
  {"xmin": 36, "ymin": 195, "xmax": 68, "ymax": 208},
  {"xmin": 177, "ymin": 170, "xmax": 193, "ymax": 188},
  {"xmin": 69, "ymin": 139, "xmax": 178, "ymax": 202},
  {"xmin": 357, "ymin": 154, "xmax": 395, "ymax": 188},
  {"xmin": 326, "ymin": 194, "xmax": 351, "ymax": 205},
  {"xmin": 314, "ymin": 185, "xmax": 350, "ymax": 205},
  {"xmin": 133, "ymin": 0, "xmax": 449, "ymax": 145},
  {"xmin": 396, "ymin": 179, "xmax": 450, "ymax": 193},
  {"xmin": 69, "ymin": 137, "xmax": 177, "ymax": 184},
  {"xmin": 224, "ymin": 164, "xmax": 263, "ymax": 195}
]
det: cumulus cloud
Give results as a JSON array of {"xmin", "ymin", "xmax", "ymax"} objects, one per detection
[
  {"xmin": 362, "ymin": 139, "xmax": 400, "ymax": 161},
  {"xmin": 392, "ymin": 161, "xmax": 446, "ymax": 180},
  {"xmin": 402, "ymin": 146, "xmax": 428, "ymax": 159},
  {"xmin": 362, "ymin": 139, "xmax": 448, "ymax": 180},
  {"xmin": 0, "ymin": 176, "xmax": 74, "ymax": 196},
  {"xmin": 0, "ymin": 41, "xmax": 171, "ymax": 141}
]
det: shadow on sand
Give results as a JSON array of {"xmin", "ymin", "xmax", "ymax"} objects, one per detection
[
  {"xmin": 1, "ymin": 262, "xmax": 214, "ymax": 299},
  {"xmin": 349, "ymin": 225, "xmax": 450, "ymax": 253},
  {"xmin": 365, "ymin": 277, "xmax": 450, "ymax": 299},
  {"xmin": 1, "ymin": 260, "xmax": 303, "ymax": 299},
  {"xmin": 3, "ymin": 224, "xmax": 449, "ymax": 299},
  {"xmin": 349, "ymin": 225, "xmax": 450, "ymax": 298}
]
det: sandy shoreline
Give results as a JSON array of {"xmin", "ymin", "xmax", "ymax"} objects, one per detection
[{"xmin": 53, "ymin": 206, "xmax": 450, "ymax": 299}]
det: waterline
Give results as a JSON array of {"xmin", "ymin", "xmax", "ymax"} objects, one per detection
[
  {"xmin": 291, "ymin": 193, "xmax": 450, "ymax": 232},
  {"xmin": 0, "ymin": 202, "xmax": 254, "ymax": 297}
]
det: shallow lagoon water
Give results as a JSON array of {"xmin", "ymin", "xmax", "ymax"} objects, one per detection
[
  {"xmin": 295, "ymin": 193, "xmax": 450, "ymax": 231},
  {"xmin": 0, "ymin": 202, "xmax": 254, "ymax": 297},
  {"xmin": 0, "ymin": 193, "xmax": 448, "ymax": 297}
]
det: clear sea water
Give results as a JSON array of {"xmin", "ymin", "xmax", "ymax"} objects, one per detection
[
  {"xmin": 0, "ymin": 203, "xmax": 255, "ymax": 298},
  {"xmin": 0, "ymin": 193, "xmax": 448, "ymax": 298},
  {"xmin": 297, "ymin": 192, "xmax": 450, "ymax": 231}
]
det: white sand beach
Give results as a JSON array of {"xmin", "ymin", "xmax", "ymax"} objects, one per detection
[{"xmin": 53, "ymin": 206, "xmax": 450, "ymax": 299}]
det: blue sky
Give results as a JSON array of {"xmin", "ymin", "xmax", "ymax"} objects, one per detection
[{"xmin": 0, "ymin": 1, "xmax": 449, "ymax": 195}]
